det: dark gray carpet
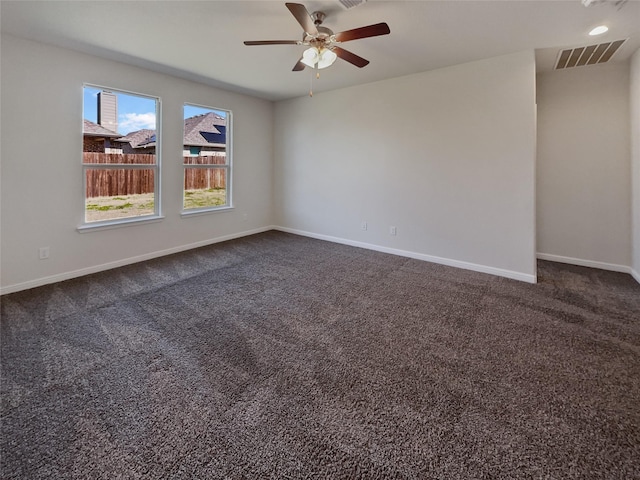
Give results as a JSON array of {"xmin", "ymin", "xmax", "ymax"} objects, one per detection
[{"xmin": 2, "ymin": 231, "xmax": 639, "ymax": 479}]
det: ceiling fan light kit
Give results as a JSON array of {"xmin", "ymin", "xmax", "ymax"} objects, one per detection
[
  {"xmin": 243, "ymin": 2, "xmax": 390, "ymax": 73},
  {"xmin": 301, "ymin": 47, "xmax": 337, "ymax": 69}
]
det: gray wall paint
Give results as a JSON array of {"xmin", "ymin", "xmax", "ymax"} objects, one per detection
[
  {"xmin": 274, "ymin": 51, "xmax": 537, "ymax": 281},
  {"xmin": 536, "ymin": 63, "xmax": 631, "ymax": 269},
  {"xmin": 2, "ymin": 33, "xmax": 635, "ymax": 291},
  {"xmin": 0, "ymin": 34, "xmax": 274, "ymax": 292}
]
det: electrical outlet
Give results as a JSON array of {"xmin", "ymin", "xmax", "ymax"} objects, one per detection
[
  {"xmin": 39, "ymin": 247, "xmax": 50, "ymax": 260},
  {"xmin": 361, "ymin": 221, "xmax": 368, "ymax": 231},
  {"xmin": 390, "ymin": 226, "xmax": 397, "ymax": 236}
]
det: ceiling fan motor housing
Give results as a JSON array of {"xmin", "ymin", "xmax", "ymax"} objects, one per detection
[{"xmin": 304, "ymin": 26, "xmax": 334, "ymax": 49}]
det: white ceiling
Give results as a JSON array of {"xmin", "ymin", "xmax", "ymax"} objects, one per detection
[{"xmin": 1, "ymin": 0, "xmax": 639, "ymax": 101}]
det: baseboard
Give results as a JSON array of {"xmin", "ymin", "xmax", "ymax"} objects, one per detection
[
  {"xmin": 536, "ymin": 253, "xmax": 632, "ymax": 275},
  {"xmin": 0, "ymin": 226, "xmax": 273, "ymax": 295},
  {"xmin": 275, "ymin": 226, "xmax": 537, "ymax": 284},
  {"xmin": 631, "ymin": 268, "xmax": 640, "ymax": 284}
]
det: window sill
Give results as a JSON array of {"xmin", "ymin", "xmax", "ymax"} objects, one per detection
[
  {"xmin": 181, "ymin": 206, "xmax": 234, "ymax": 218},
  {"xmin": 77, "ymin": 215, "xmax": 165, "ymax": 233}
]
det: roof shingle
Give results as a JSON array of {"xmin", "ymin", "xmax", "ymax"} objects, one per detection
[
  {"xmin": 83, "ymin": 113, "xmax": 227, "ymax": 149},
  {"xmin": 83, "ymin": 119, "xmax": 120, "ymax": 137},
  {"xmin": 183, "ymin": 112, "xmax": 226, "ymax": 147}
]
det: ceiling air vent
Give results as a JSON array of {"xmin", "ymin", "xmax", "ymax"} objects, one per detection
[
  {"xmin": 339, "ymin": 0, "xmax": 367, "ymax": 9},
  {"xmin": 555, "ymin": 39, "xmax": 627, "ymax": 69}
]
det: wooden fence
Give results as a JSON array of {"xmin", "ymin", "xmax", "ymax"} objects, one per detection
[
  {"xmin": 183, "ymin": 154, "xmax": 226, "ymax": 190},
  {"xmin": 84, "ymin": 152, "xmax": 226, "ymax": 197}
]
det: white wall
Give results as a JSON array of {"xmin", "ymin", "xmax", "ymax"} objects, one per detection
[
  {"xmin": 0, "ymin": 35, "xmax": 274, "ymax": 293},
  {"xmin": 274, "ymin": 51, "xmax": 537, "ymax": 282},
  {"xmin": 536, "ymin": 63, "xmax": 631, "ymax": 271},
  {"xmin": 631, "ymin": 49, "xmax": 640, "ymax": 282}
]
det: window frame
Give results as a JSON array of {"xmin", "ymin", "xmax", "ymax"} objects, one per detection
[
  {"xmin": 181, "ymin": 103, "xmax": 233, "ymax": 216},
  {"xmin": 78, "ymin": 84, "xmax": 162, "ymax": 232}
]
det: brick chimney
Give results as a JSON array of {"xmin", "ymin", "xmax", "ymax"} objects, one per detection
[{"xmin": 97, "ymin": 91, "xmax": 118, "ymax": 133}]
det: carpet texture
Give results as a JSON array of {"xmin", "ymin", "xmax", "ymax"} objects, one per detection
[{"xmin": 1, "ymin": 231, "xmax": 639, "ymax": 479}]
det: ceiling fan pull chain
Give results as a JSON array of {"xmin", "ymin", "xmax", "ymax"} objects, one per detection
[{"xmin": 309, "ymin": 63, "xmax": 322, "ymax": 96}]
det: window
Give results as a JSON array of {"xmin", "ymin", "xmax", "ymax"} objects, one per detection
[
  {"xmin": 81, "ymin": 85, "xmax": 160, "ymax": 226},
  {"xmin": 182, "ymin": 104, "xmax": 231, "ymax": 213}
]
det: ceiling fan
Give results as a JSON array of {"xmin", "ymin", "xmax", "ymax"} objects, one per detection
[{"xmin": 244, "ymin": 2, "xmax": 390, "ymax": 71}]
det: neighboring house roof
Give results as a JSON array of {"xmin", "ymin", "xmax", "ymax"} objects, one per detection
[
  {"xmin": 83, "ymin": 119, "xmax": 120, "ymax": 138},
  {"xmin": 82, "ymin": 112, "xmax": 227, "ymax": 149},
  {"xmin": 116, "ymin": 129, "xmax": 156, "ymax": 149},
  {"xmin": 183, "ymin": 112, "xmax": 226, "ymax": 147}
]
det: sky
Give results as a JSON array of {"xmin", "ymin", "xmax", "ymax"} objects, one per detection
[{"xmin": 83, "ymin": 86, "xmax": 227, "ymax": 135}]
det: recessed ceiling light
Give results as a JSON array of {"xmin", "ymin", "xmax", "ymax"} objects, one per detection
[{"xmin": 589, "ymin": 25, "xmax": 609, "ymax": 36}]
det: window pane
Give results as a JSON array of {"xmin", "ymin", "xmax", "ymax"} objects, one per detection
[
  {"xmin": 83, "ymin": 85, "xmax": 159, "ymax": 225},
  {"xmin": 85, "ymin": 169, "xmax": 155, "ymax": 222},
  {"xmin": 183, "ymin": 103, "xmax": 230, "ymax": 212},
  {"xmin": 183, "ymin": 168, "xmax": 227, "ymax": 209},
  {"xmin": 83, "ymin": 88, "xmax": 157, "ymax": 160},
  {"xmin": 183, "ymin": 106, "xmax": 227, "ymax": 164}
]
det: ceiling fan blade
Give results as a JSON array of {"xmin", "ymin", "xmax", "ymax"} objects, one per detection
[
  {"xmin": 286, "ymin": 2, "xmax": 318, "ymax": 36},
  {"xmin": 333, "ymin": 47, "xmax": 370, "ymax": 68},
  {"xmin": 334, "ymin": 22, "xmax": 390, "ymax": 43},
  {"xmin": 244, "ymin": 40, "xmax": 300, "ymax": 46},
  {"xmin": 292, "ymin": 59, "xmax": 306, "ymax": 71}
]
